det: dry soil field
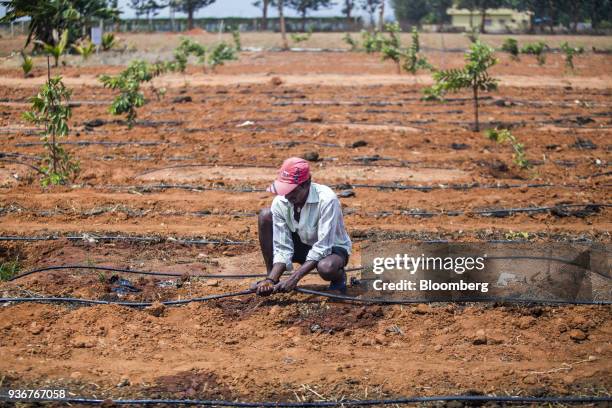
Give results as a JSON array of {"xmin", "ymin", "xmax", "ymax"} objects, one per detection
[{"xmin": 0, "ymin": 33, "xmax": 611, "ymax": 406}]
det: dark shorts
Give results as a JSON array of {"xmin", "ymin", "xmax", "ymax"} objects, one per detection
[{"xmin": 291, "ymin": 231, "xmax": 349, "ymax": 267}]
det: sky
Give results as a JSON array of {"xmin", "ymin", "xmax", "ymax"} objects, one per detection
[{"xmin": 0, "ymin": 1, "xmax": 395, "ymax": 21}]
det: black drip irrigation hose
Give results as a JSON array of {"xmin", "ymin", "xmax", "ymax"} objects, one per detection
[
  {"xmin": 1, "ymin": 288, "xmax": 610, "ymax": 307},
  {"xmin": 14, "ymin": 141, "xmax": 180, "ymax": 147},
  {"xmin": 2, "ymin": 264, "xmax": 610, "ymax": 306},
  {"xmin": 0, "ymin": 235, "xmax": 250, "ymax": 245},
  {"xmin": 0, "ymin": 158, "xmax": 44, "ymax": 174},
  {"xmin": 7, "ymin": 265, "xmax": 364, "ymax": 282},
  {"xmin": 0, "ymin": 395, "xmax": 610, "ymax": 406},
  {"xmin": 367, "ymin": 203, "xmax": 611, "ymax": 218},
  {"xmin": 96, "ymin": 181, "xmax": 607, "ymax": 195}
]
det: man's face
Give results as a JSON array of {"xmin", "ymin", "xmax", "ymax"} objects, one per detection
[{"xmin": 285, "ymin": 180, "xmax": 310, "ymax": 206}]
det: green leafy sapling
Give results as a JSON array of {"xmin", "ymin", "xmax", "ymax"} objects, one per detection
[
  {"xmin": 207, "ymin": 42, "xmax": 237, "ymax": 71},
  {"xmin": 361, "ymin": 30, "xmax": 384, "ymax": 53},
  {"xmin": 560, "ymin": 42, "xmax": 584, "ymax": 71},
  {"xmin": 20, "ymin": 51, "xmax": 33, "ymax": 77},
  {"xmin": 501, "ymin": 38, "xmax": 519, "ymax": 60},
  {"xmin": 381, "ymin": 22, "xmax": 402, "ymax": 73},
  {"xmin": 521, "ymin": 41, "xmax": 547, "ymax": 65},
  {"xmin": 486, "ymin": 128, "xmax": 529, "ymax": 169},
  {"xmin": 402, "ymin": 27, "xmax": 433, "ymax": 74},
  {"xmin": 36, "ymin": 30, "xmax": 68, "ymax": 67},
  {"xmin": 231, "ymin": 28, "xmax": 242, "ymax": 51},
  {"xmin": 100, "ymin": 60, "xmax": 170, "ymax": 128},
  {"xmin": 290, "ymin": 28, "xmax": 313, "ymax": 44},
  {"xmin": 343, "ymin": 33, "xmax": 359, "ymax": 51},
  {"xmin": 173, "ymin": 37, "xmax": 207, "ymax": 72},
  {"xmin": 73, "ymin": 39, "xmax": 96, "ymax": 61},
  {"xmin": 23, "ymin": 76, "xmax": 80, "ymax": 186},
  {"xmin": 425, "ymin": 41, "xmax": 498, "ymax": 131}
]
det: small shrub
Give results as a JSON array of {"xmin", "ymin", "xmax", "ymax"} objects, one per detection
[
  {"xmin": 343, "ymin": 33, "xmax": 359, "ymax": 51},
  {"xmin": 173, "ymin": 37, "xmax": 206, "ymax": 72},
  {"xmin": 207, "ymin": 42, "xmax": 237, "ymax": 71},
  {"xmin": 102, "ymin": 33, "xmax": 117, "ymax": 51},
  {"xmin": 23, "ymin": 76, "xmax": 79, "ymax": 186},
  {"xmin": 486, "ymin": 128, "xmax": 529, "ymax": 169},
  {"xmin": 424, "ymin": 41, "xmax": 498, "ymax": 131},
  {"xmin": 501, "ymin": 38, "xmax": 519, "ymax": 60},
  {"xmin": 560, "ymin": 42, "xmax": 584, "ymax": 71},
  {"xmin": 290, "ymin": 30, "xmax": 312, "ymax": 44},
  {"xmin": 381, "ymin": 23, "xmax": 402, "ymax": 73},
  {"xmin": 361, "ymin": 30, "xmax": 384, "ymax": 53},
  {"xmin": 20, "ymin": 51, "xmax": 33, "ymax": 77},
  {"xmin": 73, "ymin": 39, "xmax": 96, "ymax": 61},
  {"xmin": 0, "ymin": 257, "xmax": 20, "ymax": 281},
  {"xmin": 521, "ymin": 41, "xmax": 547, "ymax": 65},
  {"xmin": 100, "ymin": 60, "xmax": 172, "ymax": 128}
]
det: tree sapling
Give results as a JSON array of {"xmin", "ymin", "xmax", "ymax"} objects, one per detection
[
  {"xmin": 23, "ymin": 75, "xmax": 79, "ymax": 186},
  {"xmin": 424, "ymin": 41, "xmax": 498, "ymax": 132}
]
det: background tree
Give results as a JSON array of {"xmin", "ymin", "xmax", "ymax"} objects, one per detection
[
  {"xmin": 342, "ymin": 0, "xmax": 357, "ymax": 26},
  {"xmin": 173, "ymin": 0, "xmax": 216, "ymax": 30},
  {"xmin": 130, "ymin": 0, "xmax": 165, "ymax": 31},
  {"xmin": 0, "ymin": 0, "xmax": 119, "ymax": 49},
  {"xmin": 287, "ymin": 0, "xmax": 335, "ymax": 31},
  {"xmin": 278, "ymin": 0, "xmax": 289, "ymax": 50},
  {"xmin": 361, "ymin": 0, "xmax": 382, "ymax": 27},
  {"xmin": 253, "ymin": 0, "xmax": 274, "ymax": 30},
  {"xmin": 456, "ymin": 0, "xmax": 506, "ymax": 34},
  {"xmin": 390, "ymin": 0, "xmax": 429, "ymax": 26}
]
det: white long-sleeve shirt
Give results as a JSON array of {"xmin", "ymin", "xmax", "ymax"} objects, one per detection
[{"xmin": 271, "ymin": 182, "xmax": 352, "ymax": 270}]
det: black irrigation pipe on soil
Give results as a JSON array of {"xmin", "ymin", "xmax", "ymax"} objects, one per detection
[
  {"xmin": 367, "ymin": 203, "xmax": 611, "ymax": 218},
  {"xmin": 3, "ymin": 203, "xmax": 608, "ymax": 220},
  {"xmin": 0, "ymin": 395, "xmax": 610, "ymax": 407},
  {"xmin": 0, "ymin": 235, "xmax": 250, "ymax": 245},
  {"xmin": 0, "ymin": 288, "xmax": 610, "ymax": 307},
  {"xmin": 96, "ymin": 182, "xmax": 608, "ymax": 195},
  {"xmin": 14, "ymin": 141, "xmax": 180, "ymax": 147},
  {"xmin": 8, "ymin": 265, "xmax": 364, "ymax": 282},
  {"xmin": 0, "ymin": 158, "xmax": 44, "ymax": 174}
]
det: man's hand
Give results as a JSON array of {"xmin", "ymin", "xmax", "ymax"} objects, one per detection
[
  {"xmin": 253, "ymin": 279, "xmax": 276, "ymax": 296},
  {"xmin": 274, "ymin": 275, "xmax": 300, "ymax": 293}
]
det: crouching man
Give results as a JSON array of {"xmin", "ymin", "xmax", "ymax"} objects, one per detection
[{"xmin": 253, "ymin": 157, "xmax": 352, "ymax": 296}]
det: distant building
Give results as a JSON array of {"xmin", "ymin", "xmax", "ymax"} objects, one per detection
[{"xmin": 447, "ymin": 8, "xmax": 532, "ymax": 33}]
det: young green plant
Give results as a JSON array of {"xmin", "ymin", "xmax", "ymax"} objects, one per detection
[
  {"xmin": 20, "ymin": 51, "xmax": 33, "ymax": 77},
  {"xmin": 23, "ymin": 75, "xmax": 80, "ymax": 186},
  {"xmin": 343, "ymin": 33, "xmax": 359, "ymax": 51},
  {"xmin": 99, "ymin": 60, "xmax": 172, "ymax": 128},
  {"xmin": 73, "ymin": 39, "xmax": 96, "ymax": 61},
  {"xmin": 402, "ymin": 27, "xmax": 432, "ymax": 74},
  {"xmin": 501, "ymin": 38, "xmax": 519, "ymax": 60},
  {"xmin": 424, "ymin": 41, "xmax": 498, "ymax": 132},
  {"xmin": 521, "ymin": 41, "xmax": 547, "ymax": 65},
  {"xmin": 486, "ymin": 128, "xmax": 529, "ymax": 169},
  {"xmin": 290, "ymin": 29, "xmax": 312, "ymax": 44},
  {"xmin": 380, "ymin": 22, "xmax": 402, "ymax": 73},
  {"xmin": 560, "ymin": 42, "xmax": 584, "ymax": 71},
  {"xmin": 207, "ymin": 42, "xmax": 237, "ymax": 72},
  {"xmin": 102, "ymin": 33, "xmax": 117, "ymax": 51}
]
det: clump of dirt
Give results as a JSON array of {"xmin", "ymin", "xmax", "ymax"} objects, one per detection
[
  {"xmin": 286, "ymin": 303, "xmax": 384, "ymax": 333},
  {"xmin": 147, "ymin": 369, "xmax": 231, "ymax": 399}
]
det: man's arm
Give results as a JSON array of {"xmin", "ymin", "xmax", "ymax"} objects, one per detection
[
  {"xmin": 256, "ymin": 202, "xmax": 294, "ymax": 296},
  {"xmin": 274, "ymin": 260, "xmax": 317, "ymax": 293}
]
